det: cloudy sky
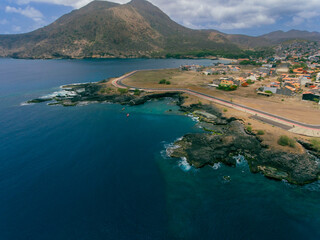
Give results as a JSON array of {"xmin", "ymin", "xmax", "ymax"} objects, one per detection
[{"xmin": 1, "ymin": 0, "xmax": 320, "ymax": 35}]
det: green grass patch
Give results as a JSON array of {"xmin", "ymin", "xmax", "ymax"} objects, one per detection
[
  {"xmin": 118, "ymin": 88, "xmax": 128, "ymax": 94},
  {"xmin": 278, "ymin": 135, "xmax": 295, "ymax": 148},
  {"xmin": 134, "ymin": 89, "xmax": 141, "ymax": 96},
  {"xmin": 203, "ymin": 127, "xmax": 222, "ymax": 135},
  {"xmin": 310, "ymin": 138, "xmax": 320, "ymax": 152},
  {"xmin": 257, "ymin": 130, "xmax": 265, "ymax": 135}
]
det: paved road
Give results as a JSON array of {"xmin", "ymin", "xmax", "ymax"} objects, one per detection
[{"xmin": 112, "ymin": 70, "xmax": 320, "ymax": 135}]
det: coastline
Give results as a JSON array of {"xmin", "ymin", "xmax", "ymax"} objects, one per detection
[{"xmin": 26, "ymin": 74, "xmax": 320, "ymax": 185}]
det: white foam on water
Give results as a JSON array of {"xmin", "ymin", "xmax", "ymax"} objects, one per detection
[
  {"xmin": 77, "ymin": 101, "xmax": 90, "ymax": 106},
  {"xmin": 165, "ymin": 143, "xmax": 180, "ymax": 156},
  {"xmin": 40, "ymin": 89, "xmax": 77, "ymax": 99},
  {"xmin": 20, "ymin": 102, "xmax": 34, "ymax": 106},
  {"xmin": 178, "ymin": 157, "xmax": 192, "ymax": 172},
  {"xmin": 60, "ymin": 82, "xmax": 93, "ymax": 88},
  {"xmin": 211, "ymin": 162, "xmax": 221, "ymax": 170},
  {"xmin": 163, "ymin": 137, "xmax": 184, "ymax": 157},
  {"xmin": 187, "ymin": 113, "xmax": 199, "ymax": 122},
  {"xmin": 160, "ymin": 150, "xmax": 169, "ymax": 159}
]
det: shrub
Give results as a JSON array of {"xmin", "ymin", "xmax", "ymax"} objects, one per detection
[
  {"xmin": 159, "ymin": 79, "xmax": 171, "ymax": 85},
  {"xmin": 229, "ymin": 85, "xmax": 238, "ymax": 91},
  {"xmin": 218, "ymin": 84, "xmax": 238, "ymax": 91},
  {"xmin": 264, "ymin": 90, "xmax": 273, "ymax": 94},
  {"xmin": 223, "ymin": 108, "xmax": 228, "ymax": 112},
  {"xmin": 246, "ymin": 79, "xmax": 255, "ymax": 84},
  {"xmin": 99, "ymin": 89, "xmax": 107, "ymax": 94},
  {"xmin": 159, "ymin": 79, "xmax": 167, "ymax": 84},
  {"xmin": 257, "ymin": 130, "xmax": 265, "ymax": 135},
  {"xmin": 134, "ymin": 89, "xmax": 141, "ymax": 96},
  {"xmin": 246, "ymin": 126, "xmax": 252, "ymax": 132},
  {"xmin": 118, "ymin": 88, "xmax": 128, "ymax": 94},
  {"xmin": 278, "ymin": 135, "xmax": 295, "ymax": 148}
]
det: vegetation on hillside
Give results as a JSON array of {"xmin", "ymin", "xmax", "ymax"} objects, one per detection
[{"xmin": 277, "ymin": 135, "xmax": 296, "ymax": 148}]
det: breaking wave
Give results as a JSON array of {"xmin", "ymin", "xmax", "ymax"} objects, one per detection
[
  {"xmin": 211, "ymin": 162, "xmax": 222, "ymax": 170},
  {"xmin": 178, "ymin": 157, "xmax": 192, "ymax": 172}
]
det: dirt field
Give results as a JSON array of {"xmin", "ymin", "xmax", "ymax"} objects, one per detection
[{"xmin": 123, "ymin": 69, "xmax": 320, "ymax": 124}]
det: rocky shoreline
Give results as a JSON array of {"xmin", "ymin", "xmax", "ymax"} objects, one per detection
[
  {"xmin": 171, "ymin": 104, "xmax": 320, "ymax": 185},
  {"xmin": 27, "ymin": 81, "xmax": 320, "ymax": 185},
  {"xmin": 27, "ymin": 82, "xmax": 184, "ymax": 107}
]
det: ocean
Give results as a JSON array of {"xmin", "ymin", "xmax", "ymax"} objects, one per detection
[{"xmin": 0, "ymin": 58, "xmax": 320, "ymax": 240}]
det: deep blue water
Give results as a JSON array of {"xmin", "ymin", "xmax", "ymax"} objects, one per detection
[{"xmin": 1, "ymin": 58, "xmax": 320, "ymax": 240}]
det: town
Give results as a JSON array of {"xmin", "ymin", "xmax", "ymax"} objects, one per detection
[{"xmin": 180, "ymin": 40, "xmax": 320, "ymax": 104}]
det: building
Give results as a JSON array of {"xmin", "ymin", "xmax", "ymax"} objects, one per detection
[
  {"xmin": 262, "ymin": 87, "xmax": 278, "ymax": 94},
  {"xmin": 302, "ymin": 92, "xmax": 320, "ymax": 102},
  {"xmin": 220, "ymin": 79, "xmax": 234, "ymax": 86},
  {"xmin": 276, "ymin": 87, "xmax": 295, "ymax": 96}
]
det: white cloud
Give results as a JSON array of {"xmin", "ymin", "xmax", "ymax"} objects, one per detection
[
  {"xmin": 16, "ymin": 0, "xmax": 127, "ymax": 8},
  {"xmin": 157, "ymin": 0, "xmax": 320, "ymax": 30},
  {"xmin": 10, "ymin": 0, "xmax": 320, "ymax": 30},
  {"xmin": 0, "ymin": 19, "xmax": 9, "ymax": 25},
  {"xmin": 13, "ymin": 25, "xmax": 22, "ymax": 32},
  {"xmin": 5, "ymin": 5, "xmax": 44, "ymax": 22}
]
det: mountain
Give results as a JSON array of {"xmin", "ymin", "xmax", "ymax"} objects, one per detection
[
  {"xmin": 261, "ymin": 30, "xmax": 320, "ymax": 43},
  {"xmin": 0, "ymin": 0, "xmax": 242, "ymax": 59},
  {"xmin": 0, "ymin": 0, "xmax": 319, "ymax": 59}
]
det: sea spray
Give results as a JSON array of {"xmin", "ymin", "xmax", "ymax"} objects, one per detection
[
  {"xmin": 211, "ymin": 162, "xmax": 222, "ymax": 170},
  {"xmin": 178, "ymin": 157, "xmax": 192, "ymax": 172}
]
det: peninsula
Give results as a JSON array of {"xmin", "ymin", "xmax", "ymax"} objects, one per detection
[{"xmin": 27, "ymin": 60, "xmax": 320, "ymax": 185}]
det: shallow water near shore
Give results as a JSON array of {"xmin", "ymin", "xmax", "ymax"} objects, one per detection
[{"xmin": 1, "ymin": 58, "xmax": 320, "ymax": 239}]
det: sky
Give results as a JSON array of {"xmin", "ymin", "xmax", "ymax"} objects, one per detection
[{"xmin": 1, "ymin": 0, "xmax": 320, "ymax": 36}]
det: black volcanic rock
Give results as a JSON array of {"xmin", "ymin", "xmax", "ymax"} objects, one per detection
[{"xmin": 170, "ymin": 105, "xmax": 320, "ymax": 185}]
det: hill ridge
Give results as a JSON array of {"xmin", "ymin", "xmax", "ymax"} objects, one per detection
[{"xmin": 0, "ymin": 0, "xmax": 319, "ymax": 59}]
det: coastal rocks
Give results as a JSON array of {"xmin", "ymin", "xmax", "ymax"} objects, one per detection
[
  {"xmin": 170, "ymin": 104, "xmax": 320, "ymax": 185},
  {"xmin": 171, "ymin": 120, "xmax": 262, "ymax": 168},
  {"xmin": 249, "ymin": 150, "xmax": 320, "ymax": 185},
  {"xmin": 27, "ymin": 82, "xmax": 184, "ymax": 107},
  {"xmin": 28, "ymin": 83, "xmax": 320, "ymax": 185}
]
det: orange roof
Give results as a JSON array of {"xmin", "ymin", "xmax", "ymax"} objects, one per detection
[{"xmin": 285, "ymin": 86, "xmax": 295, "ymax": 91}]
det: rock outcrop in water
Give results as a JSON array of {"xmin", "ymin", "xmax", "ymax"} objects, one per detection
[
  {"xmin": 27, "ymin": 82, "xmax": 320, "ymax": 185},
  {"xmin": 27, "ymin": 82, "xmax": 184, "ymax": 107},
  {"xmin": 170, "ymin": 104, "xmax": 320, "ymax": 185}
]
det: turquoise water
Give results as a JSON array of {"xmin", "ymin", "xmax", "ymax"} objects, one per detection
[{"xmin": 1, "ymin": 59, "xmax": 320, "ymax": 239}]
